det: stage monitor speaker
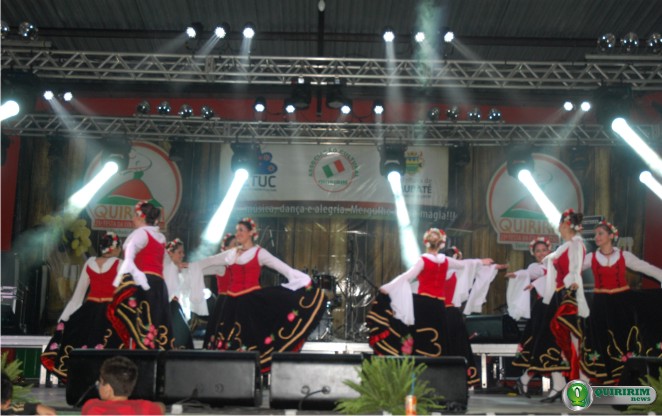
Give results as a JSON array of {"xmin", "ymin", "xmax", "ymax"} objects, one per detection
[
  {"xmin": 465, "ymin": 314, "xmax": 520, "ymax": 343},
  {"xmin": 159, "ymin": 350, "xmax": 261, "ymax": 407},
  {"xmin": 66, "ymin": 349, "xmax": 160, "ymax": 406},
  {"xmin": 409, "ymin": 356, "xmax": 468, "ymax": 412},
  {"xmin": 269, "ymin": 352, "xmax": 363, "ymax": 410}
]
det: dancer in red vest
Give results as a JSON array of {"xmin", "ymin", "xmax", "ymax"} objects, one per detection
[
  {"xmin": 580, "ymin": 220, "xmax": 662, "ymax": 384},
  {"xmin": 188, "ymin": 218, "xmax": 325, "ymax": 372},
  {"xmin": 41, "ymin": 232, "xmax": 123, "ymax": 381},
  {"xmin": 108, "ymin": 201, "xmax": 174, "ymax": 349},
  {"xmin": 528, "ymin": 209, "xmax": 587, "ymax": 402}
]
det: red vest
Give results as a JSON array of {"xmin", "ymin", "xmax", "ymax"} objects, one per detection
[
  {"xmin": 134, "ymin": 231, "xmax": 165, "ymax": 276},
  {"xmin": 216, "ymin": 271, "xmax": 230, "ymax": 294},
  {"xmin": 444, "ymin": 272, "xmax": 458, "ymax": 306},
  {"xmin": 552, "ymin": 245, "xmax": 585, "ymax": 289},
  {"xmin": 86, "ymin": 258, "xmax": 119, "ymax": 301},
  {"xmin": 226, "ymin": 247, "xmax": 262, "ymax": 296},
  {"xmin": 591, "ymin": 251, "xmax": 628, "ymax": 291},
  {"xmin": 417, "ymin": 256, "xmax": 448, "ymax": 299}
]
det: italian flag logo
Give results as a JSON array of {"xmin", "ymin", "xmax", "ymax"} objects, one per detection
[{"xmin": 322, "ymin": 159, "xmax": 346, "ymax": 178}]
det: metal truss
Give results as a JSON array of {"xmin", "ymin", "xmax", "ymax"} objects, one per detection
[
  {"xmin": 2, "ymin": 48, "xmax": 661, "ymax": 90},
  {"xmin": 5, "ymin": 114, "xmax": 660, "ymax": 146}
]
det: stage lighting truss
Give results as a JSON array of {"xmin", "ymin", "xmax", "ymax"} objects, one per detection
[
  {"xmin": 506, "ymin": 145, "xmax": 534, "ymax": 179},
  {"xmin": 230, "ymin": 142, "xmax": 260, "ymax": 173},
  {"xmin": 102, "ymin": 136, "xmax": 131, "ymax": 171},
  {"xmin": 380, "ymin": 143, "xmax": 407, "ymax": 177}
]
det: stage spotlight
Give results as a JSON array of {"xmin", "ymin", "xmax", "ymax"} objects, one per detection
[
  {"xmin": 563, "ymin": 101, "xmax": 574, "ymax": 111},
  {"xmin": 506, "ymin": 145, "xmax": 534, "ymax": 179},
  {"xmin": 414, "ymin": 31, "xmax": 425, "ymax": 43},
  {"xmin": 157, "ymin": 101, "xmax": 171, "ymax": 115},
  {"xmin": 488, "ymin": 108, "xmax": 502, "ymax": 121},
  {"xmin": 18, "ymin": 21, "xmax": 38, "ymax": 40},
  {"xmin": 62, "ymin": 92, "xmax": 73, "ymax": 102},
  {"xmin": 290, "ymin": 77, "xmax": 311, "ymax": 110},
  {"xmin": 201, "ymin": 105, "xmax": 215, "ymax": 119},
  {"xmin": 597, "ymin": 33, "xmax": 616, "ymax": 52},
  {"xmin": 340, "ymin": 100, "xmax": 352, "ymax": 115},
  {"xmin": 230, "ymin": 142, "xmax": 260, "ymax": 173},
  {"xmin": 373, "ymin": 100, "xmax": 385, "ymax": 115},
  {"xmin": 43, "ymin": 90, "xmax": 55, "ymax": 101},
  {"xmin": 447, "ymin": 106, "xmax": 459, "ymax": 121},
  {"xmin": 168, "ymin": 137, "xmax": 187, "ymax": 163},
  {"xmin": 68, "ymin": 161, "xmax": 119, "ymax": 210},
  {"xmin": 383, "ymin": 27, "xmax": 395, "ymax": 43},
  {"xmin": 647, "ymin": 33, "xmax": 662, "ymax": 54},
  {"xmin": 284, "ymin": 101, "xmax": 296, "ymax": 114},
  {"xmin": 102, "ymin": 136, "xmax": 132, "ymax": 171},
  {"xmin": 186, "ymin": 22, "xmax": 203, "ymax": 39},
  {"xmin": 385, "ymin": 163, "xmax": 419, "ymax": 268},
  {"xmin": 621, "ymin": 32, "xmax": 639, "ymax": 53},
  {"xmin": 517, "ymin": 169, "xmax": 561, "ymax": 229},
  {"xmin": 612, "ymin": 118, "xmax": 662, "ymax": 177},
  {"xmin": 594, "ymin": 85, "xmax": 632, "ymax": 127},
  {"xmin": 254, "ymin": 97, "xmax": 266, "ymax": 113},
  {"xmin": 443, "ymin": 31, "xmax": 454, "ymax": 43},
  {"xmin": 580, "ymin": 101, "xmax": 591, "ymax": 112},
  {"xmin": 326, "ymin": 78, "xmax": 346, "ymax": 109},
  {"xmin": 214, "ymin": 24, "xmax": 229, "ymax": 39},
  {"xmin": 202, "ymin": 167, "xmax": 249, "ymax": 245},
  {"xmin": 640, "ymin": 171, "xmax": 662, "ymax": 200},
  {"xmin": 427, "ymin": 107, "xmax": 440, "ymax": 121},
  {"xmin": 242, "ymin": 23, "xmax": 255, "ymax": 39},
  {"xmin": 468, "ymin": 107, "xmax": 481, "ymax": 122},
  {"xmin": 135, "ymin": 101, "xmax": 150, "ymax": 115},
  {"xmin": 380, "ymin": 143, "xmax": 407, "ymax": 177},
  {"xmin": 1, "ymin": 21, "xmax": 9, "ymax": 39},
  {"xmin": 451, "ymin": 143, "xmax": 471, "ymax": 167},
  {"xmin": 178, "ymin": 104, "xmax": 193, "ymax": 118},
  {"xmin": 0, "ymin": 100, "xmax": 20, "ymax": 121}
]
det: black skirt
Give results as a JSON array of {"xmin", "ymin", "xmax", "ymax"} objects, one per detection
[
  {"xmin": 107, "ymin": 273, "xmax": 174, "ymax": 350},
  {"xmin": 204, "ymin": 284, "xmax": 325, "ymax": 372},
  {"xmin": 203, "ymin": 293, "xmax": 227, "ymax": 349},
  {"xmin": 512, "ymin": 297, "xmax": 547, "ymax": 370},
  {"xmin": 40, "ymin": 301, "xmax": 122, "ymax": 381},
  {"xmin": 444, "ymin": 306, "xmax": 480, "ymax": 385},
  {"xmin": 170, "ymin": 299, "xmax": 193, "ymax": 349}
]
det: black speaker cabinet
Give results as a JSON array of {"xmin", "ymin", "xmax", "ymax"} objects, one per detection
[
  {"xmin": 66, "ymin": 349, "xmax": 160, "ymax": 406},
  {"xmin": 269, "ymin": 353, "xmax": 363, "ymax": 410},
  {"xmin": 465, "ymin": 314, "xmax": 520, "ymax": 343},
  {"xmin": 159, "ymin": 350, "xmax": 260, "ymax": 407}
]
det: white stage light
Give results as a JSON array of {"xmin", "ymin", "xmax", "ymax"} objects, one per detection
[
  {"xmin": 63, "ymin": 92, "xmax": 74, "ymax": 102},
  {"xmin": 414, "ymin": 31, "xmax": 425, "ymax": 43},
  {"xmin": 43, "ymin": 90, "xmax": 55, "ymax": 101},
  {"xmin": 563, "ymin": 101, "xmax": 574, "ymax": 111},
  {"xmin": 612, "ymin": 118, "xmax": 662, "ymax": 177},
  {"xmin": 640, "ymin": 171, "xmax": 662, "ymax": 200},
  {"xmin": 0, "ymin": 100, "xmax": 20, "ymax": 121},
  {"xmin": 444, "ymin": 31, "xmax": 454, "ymax": 43},
  {"xmin": 388, "ymin": 171, "xmax": 420, "ymax": 268},
  {"xmin": 580, "ymin": 101, "xmax": 591, "ymax": 112},
  {"xmin": 68, "ymin": 161, "xmax": 119, "ymax": 209},
  {"xmin": 202, "ymin": 168, "xmax": 249, "ymax": 243},
  {"xmin": 517, "ymin": 169, "xmax": 561, "ymax": 231}
]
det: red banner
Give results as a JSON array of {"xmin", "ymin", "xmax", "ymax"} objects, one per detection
[{"xmin": 1, "ymin": 136, "xmax": 20, "ymax": 251}]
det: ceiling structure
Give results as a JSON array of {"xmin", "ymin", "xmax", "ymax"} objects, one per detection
[{"xmin": 1, "ymin": 0, "xmax": 661, "ymax": 144}]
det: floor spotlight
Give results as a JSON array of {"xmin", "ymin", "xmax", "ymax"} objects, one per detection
[
  {"xmin": 488, "ymin": 108, "xmax": 502, "ymax": 121},
  {"xmin": 597, "ymin": 33, "xmax": 616, "ymax": 52},
  {"xmin": 43, "ymin": 90, "xmax": 55, "ymax": 101},
  {"xmin": 428, "ymin": 107, "xmax": 440, "ymax": 122},
  {"xmin": 178, "ymin": 104, "xmax": 193, "ymax": 118},
  {"xmin": 157, "ymin": 101, "xmax": 171, "ymax": 115},
  {"xmin": 621, "ymin": 32, "xmax": 639, "ymax": 53},
  {"xmin": 373, "ymin": 100, "xmax": 385, "ymax": 115},
  {"xmin": 214, "ymin": 24, "xmax": 229, "ymax": 39},
  {"xmin": 230, "ymin": 142, "xmax": 260, "ymax": 173},
  {"xmin": 201, "ymin": 105, "xmax": 215, "ymax": 119},
  {"xmin": 102, "ymin": 136, "xmax": 132, "ymax": 172},
  {"xmin": 186, "ymin": 22, "xmax": 203, "ymax": 39},
  {"xmin": 135, "ymin": 100, "xmax": 150, "ymax": 115},
  {"xmin": 242, "ymin": 23, "xmax": 255, "ymax": 39},
  {"xmin": 468, "ymin": 107, "xmax": 481, "ymax": 122},
  {"xmin": 580, "ymin": 101, "xmax": 591, "ymax": 112},
  {"xmin": 443, "ymin": 31, "xmax": 454, "ymax": 43},
  {"xmin": 18, "ymin": 21, "xmax": 38, "ymax": 40},
  {"xmin": 447, "ymin": 106, "xmax": 459, "ymax": 121},
  {"xmin": 507, "ymin": 145, "xmax": 534, "ymax": 179},
  {"xmin": 647, "ymin": 33, "xmax": 662, "ymax": 54},
  {"xmin": 340, "ymin": 100, "xmax": 352, "ymax": 115},
  {"xmin": 563, "ymin": 101, "xmax": 574, "ymax": 112},
  {"xmin": 62, "ymin": 92, "xmax": 73, "ymax": 102},
  {"xmin": 414, "ymin": 31, "xmax": 425, "ymax": 43},
  {"xmin": 380, "ymin": 143, "xmax": 407, "ymax": 177},
  {"xmin": 254, "ymin": 97, "xmax": 266, "ymax": 113},
  {"xmin": 284, "ymin": 101, "xmax": 296, "ymax": 114},
  {"xmin": 383, "ymin": 27, "xmax": 395, "ymax": 43},
  {"xmin": 1, "ymin": 21, "xmax": 9, "ymax": 40}
]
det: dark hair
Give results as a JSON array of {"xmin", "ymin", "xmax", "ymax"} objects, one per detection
[
  {"xmin": 99, "ymin": 356, "xmax": 138, "ymax": 397},
  {"xmin": 238, "ymin": 219, "xmax": 255, "ymax": 231},
  {"xmin": 166, "ymin": 238, "xmax": 184, "ymax": 252},
  {"xmin": 560, "ymin": 209, "xmax": 584, "ymax": 228},
  {"xmin": 444, "ymin": 248, "xmax": 457, "ymax": 257},
  {"xmin": 99, "ymin": 232, "xmax": 120, "ymax": 254},
  {"xmin": 222, "ymin": 234, "xmax": 236, "ymax": 249},
  {"xmin": 138, "ymin": 202, "xmax": 161, "ymax": 226},
  {"xmin": 1, "ymin": 372, "xmax": 11, "ymax": 403}
]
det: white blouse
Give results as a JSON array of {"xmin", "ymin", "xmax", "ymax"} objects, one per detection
[
  {"xmin": 113, "ymin": 226, "xmax": 167, "ymax": 290},
  {"xmin": 582, "ymin": 248, "xmax": 662, "ymax": 285},
  {"xmin": 542, "ymin": 235, "xmax": 589, "ymax": 317}
]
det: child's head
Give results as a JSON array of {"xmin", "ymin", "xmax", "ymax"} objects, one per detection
[{"xmin": 98, "ymin": 356, "xmax": 138, "ymax": 399}]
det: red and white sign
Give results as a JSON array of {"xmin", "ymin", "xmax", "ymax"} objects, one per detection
[
  {"xmin": 85, "ymin": 142, "xmax": 182, "ymax": 236},
  {"xmin": 487, "ymin": 153, "xmax": 583, "ymax": 250}
]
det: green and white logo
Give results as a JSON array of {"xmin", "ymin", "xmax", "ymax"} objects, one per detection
[{"xmin": 563, "ymin": 380, "xmax": 593, "ymax": 411}]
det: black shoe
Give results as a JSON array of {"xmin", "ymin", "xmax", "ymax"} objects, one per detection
[
  {"xmin": 540, "ymin": 389, "xmax": 562, "ymax": 403},
  {"xmin": 516, "ymin": 379, "xmax": 530, "ymax": 398}
]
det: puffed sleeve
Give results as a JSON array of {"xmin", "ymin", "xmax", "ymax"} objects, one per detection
[
  {"xmin": 506, "ymin": 268, "xmax": 531, "ymax": 320},
  {"xmin": 380, "ymin": 259, "xmax": 425, "ymax": 326},
  {"xmin": 114, "ymin": 229, "xmax": 150, "ymax": 290},
  {"xmin": 187, "ymin": 249, "xmax": 236, "ymax": 301},
  {"xmin": 563, "ymin": 237, "xmax": 589, "ymax": 317},
  {"xmin": 622, "ymin": 250, "xmax": 662, "ymax": 285},
  {"xmin": 258, "ymin": 248, "xmax": 312, "ymax": 290},
  {"xmin": 583, "ymin": 252, "xmax": 593, "ymax": 271},
  {"xmin": 162, "ymin": 255, "xmax": 180, "ymax": 301},
  {"xmin": 59, "ymin": 258, "xmax": 94, "ymax": 321},
  {"xmin": 463, "ymin": 263, "xmax": 498, "ymax": 315}
]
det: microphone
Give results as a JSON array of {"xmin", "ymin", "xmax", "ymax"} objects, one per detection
[{"xmin": 74, "ymin": 382, "xmax": 98, "ymax": 407}]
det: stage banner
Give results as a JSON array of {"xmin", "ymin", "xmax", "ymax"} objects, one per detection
[
  {"xmin": 85, "ymin": 141, "xmax": 182, "ymax": 236},
  {"xmin": 225, "ymin": 144, "xmax": 454, "ymax": 222},
  {"xmin": 486, "ymin": 153, "xmax": 584, "ymax": 250}
]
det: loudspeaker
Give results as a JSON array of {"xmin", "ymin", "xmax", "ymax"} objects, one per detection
[
  {"xmin": 159, "ymin": 350, "xmax": 261, "ymax": 406},
  {"xmin": 465, "ymin": 314, "xmax": 520, "ymax": 343},
  {"xmin": 270, "ymin": 353, "xmax": 363, "ymax": 410},
  {"xmin": 410, "ymin": 356, "xmax": 468, "ymax": 413},
  {"xmin": 66, "ymin": 349, "xmax": 160, "ymax": 406}
]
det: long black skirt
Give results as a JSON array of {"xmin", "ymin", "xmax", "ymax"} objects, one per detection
[
  {"xmin": 170, "ymin": 300, "xmax": 193, "ymax": 349},
  {"xmin": 107, "ymin": 273, "xmax": 174, "ymax": 350},
  {"xmin": 444, "ymin": 306, "xmax": 480, "ymax": 385},
  {"xmin": 581, "ymin": 289, "xmax": 662, "ymax": 385},
  {"xmin": 203, "ymin": 293, "xmax": 227, "ymax": 349},
  {"xmin": 204, "ymin": 284, "xmax": 325, "ymax": 373},
  {"xmin": 40, "ymin": 301, "xmax": 122, "ymax": 381},
  {"xmin": 512, "ymin": 298, "xmax": 547, "ymax": 370}
]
